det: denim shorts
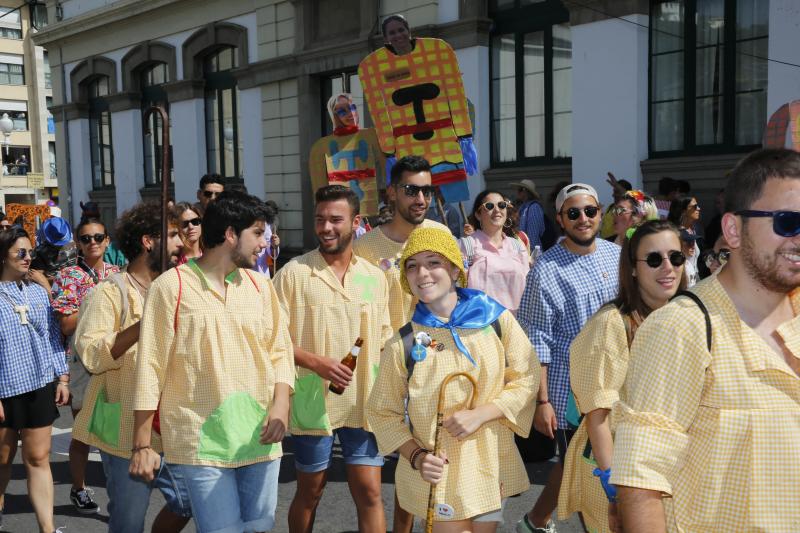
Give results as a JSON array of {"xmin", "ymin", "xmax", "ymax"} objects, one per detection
[
  {"xmin": 292, "ymin": 427, "xmax": 384, "ymax": 473},
  {"xmin": 170, "ymin": 458, "xmax": 280, "ymax": 533},
  {"xmin": 100, "ymin": 452, "xmax": 191, "ymax": 533}
]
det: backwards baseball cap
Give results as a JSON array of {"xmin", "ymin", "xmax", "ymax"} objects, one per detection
[
  {"xmin": 555, "ymin": 183, "xmax": 600, "ymax": 212},
  {"xmin": 38, "ymin": 217, "xmax": 73, "ymax": 247}
]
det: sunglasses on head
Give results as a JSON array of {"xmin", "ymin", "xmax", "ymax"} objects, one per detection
[
  {"xmin": 736, "ymin": 210, "xmax": 800, "ymax": 237},
  {"xmin": 182, "ymin": 217, "xmax": 201, "ymax": 229},
  {"xmin": 15, "ymin": 248, "xmax": 35, "ymax": 260},
  {"xmin": 79, "ymin": 233, "xmax": 107, "ymax": 244},
  {"xmin": 481, "ymin": 201, "xmax": 510, "ymax": 212},
  {"xmin": 335, "ymin": 104, "xmax": 357, "ymax": 117},
  {"xmin": 202, "ymin": 190, "xmax": 222, "ymax": 199},
  {"xmin": 637, "ymin": 250, "xmax": 686, "ymax": 268},
  {"xmin": 398, "ymin": 184, "xmax": 435, "ymax": 198},
  {"xmin": 564, "ymin": 205, "xmax": 600, "ymax": 221},
  {"xmin": 703, "ymin": 248, "xmax": 730, "ymax": 268}
]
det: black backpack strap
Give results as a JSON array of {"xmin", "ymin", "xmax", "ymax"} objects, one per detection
[
  {"xmin": 399, "ymin": 322, "xmax": 416, "ymax": 381},
  {"xmin": 672, "ymin": 290, "xmax": 712, "ymax": 351}
]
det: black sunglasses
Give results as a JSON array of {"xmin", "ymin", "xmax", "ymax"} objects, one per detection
[
  {"xmin": 79, "ymin": 233, "xmax": 107, "ymax": 244},
  {"xmin": 398, "ymin": 184, "xmax": 435, "ymax": 198},
  {"xmin": 15, "ymin": 248, "xmax": 35, "ymax": 260},
  {"xmin": 736, "ymin": 210, "xmax": 800, "ymax": 237},
  {"xmin": 202, "ymin": 190, "xmax": 222, "ymax": 199},
  {"xmin": 182, "ymin": 217, "xmax": 202, "ymax": 229},
  {"xmin": 481, "ymin": 201, "xmax": 510, "ymax": 211},
  {"xmin": 564, "ymin": 205, "xmax": 600, "ymax": 221},
  {"xmin": 637, "ymin": 250, "xmax": 686, "ymax": 268}
]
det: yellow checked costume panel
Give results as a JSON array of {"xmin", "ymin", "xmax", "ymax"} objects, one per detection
[
  {"xmin": 309, "ymin": 128, "xmax": 385, "ymax": 216},
  {"xmin": 358, "ymin": 38, "xmax": 472, "ymax": 185},
  {"xmin": 558, "ymin": 305, "xmax": 630, "ymax": 533},
  {"xmin": 367, "ymin": 311, "xmax": 539, "ymax": 521},
  {"xmin": 273, "ymin": 250, "xmax": 391, "ymax": 436},
  {"xmin": 133, "ymin": 263, "xmax": 295, "ymax": 468},
  {"xmin": 72, "ymin": 276, "xmax": 163, "ymax": 458},
  {"xmin": 353, "ymin": 219, "xmax": 451, "ymax": 331},
  {"xmin": 612, "ymin": 278, "xmax": 800, "ymax": 532}
]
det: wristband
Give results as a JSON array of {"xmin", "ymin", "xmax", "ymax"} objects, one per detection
[
  {"xmin": 409, "ymin": 447, "xmax": 430, "ymax": 470},
  {"xmin": 536, "ymin": 399, "xmax": 549, "ymax": 405},
  {"xmin": 593, "ymin": 467, "xmax": 618, "ymax": 503},
  {"xmin": 131, "ymin": 445, "xmax": 152, "ymax": 453},
  {"xmin": 57, "ymin": 381, "xmax": 69, "ymax": 386}
]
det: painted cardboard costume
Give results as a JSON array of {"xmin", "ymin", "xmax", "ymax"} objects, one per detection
[
  {"xmin": 358, "ymin": 37, "xmax": 477, "ymax": 202},
  {"xmin": 309, "ymin": 94, "xmax": 385, "ymax": 216}
]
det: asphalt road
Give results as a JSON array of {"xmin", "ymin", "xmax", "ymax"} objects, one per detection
[{"xmin": 1, "ymin": 407, "xmax": 583, "ymax": 532}]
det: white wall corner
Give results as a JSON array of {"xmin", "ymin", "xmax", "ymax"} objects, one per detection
[{"xmin": 240, "ymin": 87, "xmax": 266, "ymax": 199}]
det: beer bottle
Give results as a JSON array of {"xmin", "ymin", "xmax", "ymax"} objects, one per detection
[{"xmin": 329, "ymin": 338, "xmax": 363, "ymax": 395}]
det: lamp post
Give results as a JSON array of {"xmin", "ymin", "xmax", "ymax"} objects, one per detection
[
  {"xmin": 142, "ymin": 105, "xmax": 171, "ymax": 272},
  {"xmin": 0, "ymin": 113, "xmax": 13, "ymax": 157}
]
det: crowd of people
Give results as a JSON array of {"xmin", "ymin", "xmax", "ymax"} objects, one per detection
[{"xmin": 0, "ymin": 147, "xmax": 798, "ymax": 533}]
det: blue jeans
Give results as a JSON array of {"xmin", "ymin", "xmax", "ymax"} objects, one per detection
[
  {"xmin": 171, "ymin": 459, "xmax": 281, "ymax": 533},
  {"xmin": 100, "ymin": 452, "xmax": 192, "ymax": 533},
  {"xmin": 292, "ymin": 427, "xmax": 384, "ymax": 473}
]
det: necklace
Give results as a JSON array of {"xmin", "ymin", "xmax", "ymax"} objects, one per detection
[
  {"xmin": 0, "ymin": 281, "xmax": 31, "ymax": 325},
  {"xmin": 126, "ymin": 271, "xmax": 150, "ymax": 298}
]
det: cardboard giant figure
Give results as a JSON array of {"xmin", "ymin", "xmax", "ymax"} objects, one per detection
[
  {"xmin": 309, "ymin": 93, "xmax": 385, "ymax": 216},
  {"xmin": 358, "ymin": 14, "xmax": 477, "ymax": 203},
  {"xmin": 764, "ymin": 100, "xmax": 800, "ymax": 151}
]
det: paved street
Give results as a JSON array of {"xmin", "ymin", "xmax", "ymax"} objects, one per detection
[{"xmin": 1, "ymin": 407, "xmax": 582, "ymax": 532}]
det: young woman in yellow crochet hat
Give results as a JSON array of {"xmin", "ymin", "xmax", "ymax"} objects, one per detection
[{"xmin": 367, "ymin": 227, "xmax": 539, "ymax": 532}]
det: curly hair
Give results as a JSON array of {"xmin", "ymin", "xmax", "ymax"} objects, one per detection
[{"xmin": 115, "ymin": 203, "xmax": 176, "ymax": 261}]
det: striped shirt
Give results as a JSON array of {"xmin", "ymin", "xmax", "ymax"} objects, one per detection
[
  {"xmin": 517, "ymin": 239, "xmax": 620, "ymax": 427},
  {"xmin": 0, "ymin": 281, "xmax": 68, "ymax": 398}
]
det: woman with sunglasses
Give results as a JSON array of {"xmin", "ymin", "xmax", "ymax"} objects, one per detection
[
  {"xmin": 609, "ymin": 190, "xmax": 658, "ymax": 247},
  {"xmin": 557, "ymin": 220, "xmax": 687, "ymax": 533},
  {"xmin": 50, "ymin": 216, "xmax": 118, "ymax": 515},
  {"xmin": 0, "ymin": 226, "xmax": 69, "ymax": 533},
  {"xmin": 458, "ymin": 190, "xmax": 530, "ymax": 315},
  {"xmin": 174, "ymin": 202, "xmax": 203, "ymax": 266}
]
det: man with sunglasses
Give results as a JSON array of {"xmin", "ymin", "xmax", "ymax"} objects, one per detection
[
  {"xmin": 195, "ymin": 173, "xmax": 225, "ymax": 215},
  {"xmin": 353, "ymin": 155, "xmax": 451, "ymax": 533},
  {"xmin": 516, "ymin": 183, "xmax": 620, "ymax": 533},
  {"xmin": 613, "ymin": 148, "xmax": 800, "ymax": 532}
]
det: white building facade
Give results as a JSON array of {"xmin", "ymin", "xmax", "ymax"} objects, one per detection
[{"xmin": 34, "ymin": 0, "xmax": 797, "ymax": 250}]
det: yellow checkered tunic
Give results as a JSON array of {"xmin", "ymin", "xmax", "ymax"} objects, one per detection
[
  {"xmin": 558, "ymin": 305, "xmax": 629, "ymax": 533},
  {"xmin": 133, "ymin": 263, "xmax": 295, "ymax": 467},
  {"xmin": 72, "ymin": 275, "xmax": 163, "ymax": 458},
  {"xmin": 367, "ymin": 310, "xmax": 539, "ymax": 521},
  {"xmin": 273, "ymin": 250, "xmax": 391, "ymax": 436},
  {"xmin": 353, "ymin": 219, "xmax": 451, "ymax": 331},
  {"xmin": 612, "ymin": 277, "xmax": 800, "ymax": 532}
]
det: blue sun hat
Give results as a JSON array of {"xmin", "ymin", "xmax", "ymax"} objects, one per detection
[{"xmin": 39, "ymin": 217, "xmax": 73, "ymax": 246}]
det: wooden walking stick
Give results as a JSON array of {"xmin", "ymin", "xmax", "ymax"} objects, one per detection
[{"xmin": 426, "ymin": 371, "xmax": 479, "ymax": 533}]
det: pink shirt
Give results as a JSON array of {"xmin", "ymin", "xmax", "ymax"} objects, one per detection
[{"xmin": 458, "ymin": 230, "xmax": 530, "ymax": 314}]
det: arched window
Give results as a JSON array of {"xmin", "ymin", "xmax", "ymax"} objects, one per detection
[
  {"xmin": 88, "ymin": 76, "xmax": 114, "ymax": 188},
  {"xmin": 140, "ymin": 62, "xmax": 173, "ymax": 186},
  {"xmin": 204, "ymin": 46, "xmax": 241, "ymax": 181}
]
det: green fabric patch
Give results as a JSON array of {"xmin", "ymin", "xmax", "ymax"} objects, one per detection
[
  {"xmin": 89, "ymin": 388, "xmax": 121, "ymax": 447},
  {"xmin": 371, "ymin": 363, "xmax": 380, "ymax": 384},
  {"xmin": 351, "ymin": 273, "xmax": 378, "ymax": 303},
  {"xmin": 290, "ymin": 373, "xmax": 331, "ymax": 431},
  {"xmin": 197, "ymin": 392, "xmax": 278, "ymax": 462}
]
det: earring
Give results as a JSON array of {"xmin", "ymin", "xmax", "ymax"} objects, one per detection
[{"xmin": 504, "ymin": 218, "xmax": 512, "ymax": 228}]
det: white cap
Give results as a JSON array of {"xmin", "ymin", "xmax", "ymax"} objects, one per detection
[{"xmin": 555, "ymin": 182, "xmax": 600, "ymax": 212}]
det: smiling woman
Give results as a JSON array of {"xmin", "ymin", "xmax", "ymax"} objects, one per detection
[{"xmin": 174, "ymin": 202, "xmax": 203, "ymax": 265}]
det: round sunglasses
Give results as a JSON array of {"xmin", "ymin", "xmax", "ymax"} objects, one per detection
[
  {"xmin": 14, "ymin": 248, "xmax": 35, "ymax": 260},
  {"xmin": 564, "ymin": 205, "xmax": 600, "ymax": 220},
  {"xmin": 736, "ymin": 210, "xmax": 800, "ymax": 237},
  {"xmin": 79, "ymin": 233, "xmax": 107, "ymax": 244},
  {"xmin": 481, "ymin": 201, "xmax": 510, "ymax": 211},
  {"xmin": 636, "ymin": 250, "xmax": 686, "ymax": 268}
]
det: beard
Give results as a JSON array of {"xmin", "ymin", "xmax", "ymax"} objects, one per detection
[
  {"xmin": 564, "ymin": 225, "xmax": 599, "ymax": 247},
  {"xmin": 396, "ymin": 201, "xmax": 427, "ymax": 225},
  {"xmin": 231, "ymin": 242, "xmax": 257, "ymax": 269},
  {"xmin": 740, "ymin": 227, "xmax": 800, "ymax": 293},
  {"xmin": 318, "ymin": 228, "xmax": 354, "ymax": 256},
  {"xmin": 147, "ymin": 241, "xmax": 164, "ymax": 273}
]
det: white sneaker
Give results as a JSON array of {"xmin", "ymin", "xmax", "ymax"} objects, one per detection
[{"xmin": 515, "ymin": 515, "xmax": 557, "ymax": 533}]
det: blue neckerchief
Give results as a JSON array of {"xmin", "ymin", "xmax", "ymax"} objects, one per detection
[{"xmin": 412, "ymin": 288, "xmax": 506, "ymax": 366}]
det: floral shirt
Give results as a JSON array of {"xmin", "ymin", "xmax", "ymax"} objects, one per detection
[{"xmin": 51, "ymin": 262, "xmax": 119, "ymax": 315}]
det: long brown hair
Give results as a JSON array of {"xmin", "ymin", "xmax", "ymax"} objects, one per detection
[
  {"xmin": 613, "ymin": 220, "xmax": 687, "ymax": 317},
  {"xmin": 467, "ymin": 189, "xmax": 519, "ymax": 238}
]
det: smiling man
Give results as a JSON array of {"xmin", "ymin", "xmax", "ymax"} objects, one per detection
[
  {"xmin": 516, "ymin": 183, "xmax": 621, "ymax": 533},
  {"xmin": 274, "ymin": 185, "xmax": 390, "ymax": 532},
  {"xmin": 129, "ymin": 191, "xmax": 295, "ymax": 533},
  {"xmin": 613, "ymin": 148, "xmax": 800, "ymax": 532}
]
